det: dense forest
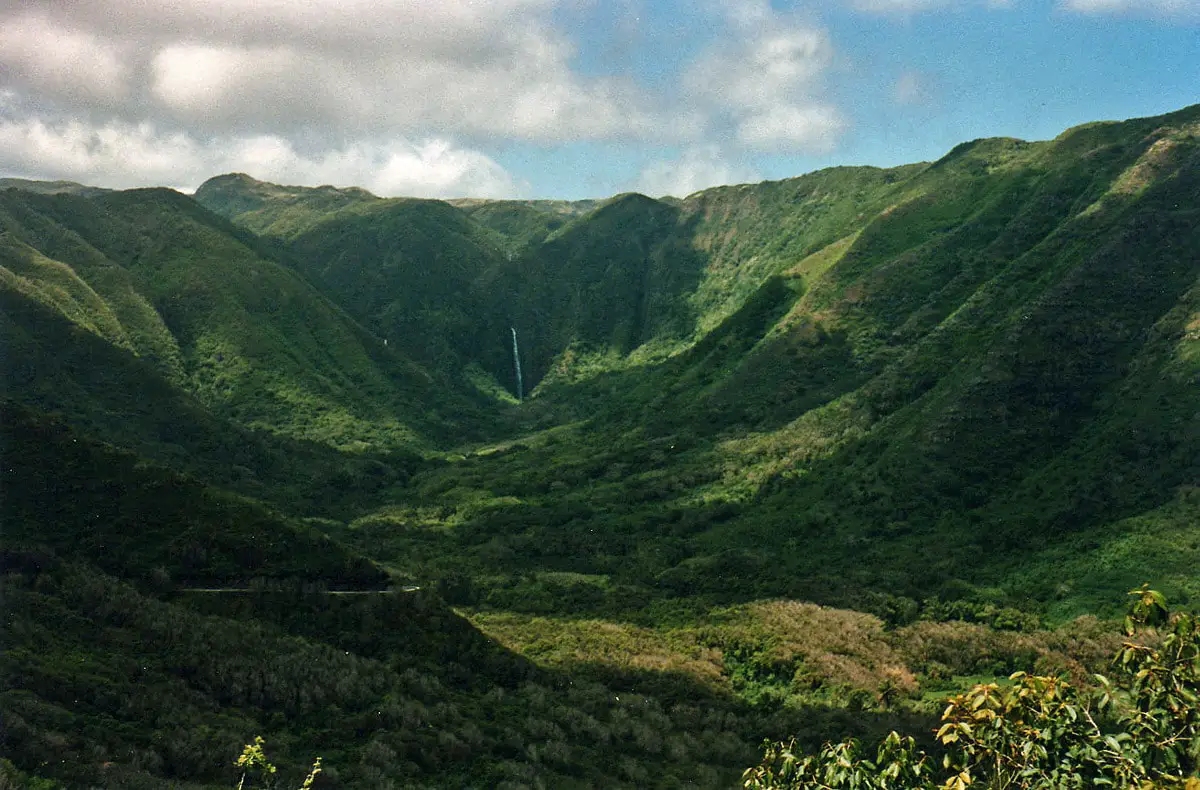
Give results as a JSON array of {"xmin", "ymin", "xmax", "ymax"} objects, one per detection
[{"xmin": 1, "ymin": 103, "xmax": 1198, "ymax": 787}]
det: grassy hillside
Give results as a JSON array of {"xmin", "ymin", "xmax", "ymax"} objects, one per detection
[
  {"xmin": 198, "ymin": 172, "xmax": 925, "ymax": 397},
  {"xmin": 723, "ymin": 106, "xmax": 1200, "ymax": 611},
  {"xmin": 332, "ymin": 104, "xmax": 1200, "ymax": 624},
  {"xmin": 188, "ymin": 107, "xmax": 1199, "ymax": 623},
  {"xmin": 0, "ymin": 186, "xmax": 497, "ymax": 451},
  {"xmin": 449, "ymin": 197, "xmax": 604, "ymax": 254},
  {"xmin": 0, "ymin": 284, "xmax": 420, "ymax": 518},
  {"xmin": 281, "ymin": 198, "xmax": 510, "ymax": 376},
  {"xmin": 0, "ymin": 195, "xmax": 187, "ymax": 379},
  {"xmin": 191, "ymin": 173, "xmax": 379, "ymax": 239},
  {"xmin": 0, "ymin": 178, "xmax": 111, "ymax": 197},
  {"xmin": 197, "ymin": 175, "xmax": 521, "ymax": 389}
]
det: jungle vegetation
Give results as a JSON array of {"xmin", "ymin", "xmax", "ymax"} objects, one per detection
[{"xmin": 1, "ymin": 103, "xmax": 1198, "ymax": 787}]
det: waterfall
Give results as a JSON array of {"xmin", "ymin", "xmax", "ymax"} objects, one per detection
[{"xmin": 510, "ymin": 327, "xmax": 524, "ymax": 401}]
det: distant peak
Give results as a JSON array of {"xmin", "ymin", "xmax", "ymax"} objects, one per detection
[
  {"xmin": 592, "ymin": 192, "xmax": 665, "ymax": 216},
  {"xmin": 196, "ymin": 172, "xmax": 268, "ymax": 190},
  {"xmin": 195, "ymin": 173, "xmax": 381, "ymax": 204},
  {"xmin": 926, "ymin": 136, "xmax": 1033, "ymax": 174},
  {"xmin": 606, "ymin": 191, "xmax": 658, "ymax": 205},
  {"xmin": 0, "ymin": 177, "xmax": 111, "ymax": 197}
]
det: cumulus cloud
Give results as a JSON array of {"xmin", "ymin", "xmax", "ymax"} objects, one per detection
[
  {"xmin": 0, "ymin": 13, "xmax": 131, "ymax": 105},
  {"xmin": 684, "ymin": 3, "xmax": 848, "ymax": 151},
  {"xmin": 736, "ymin": 105, "xmax": 846, "ymax": 152},
  {"xmin": 0, "ymin": 1, "xmax": 663, "ymax": 143},
  {"xmin": 690, "ymin": 28, "xmax": 831, "ymax": 109},
  {"xmin": 219, "ymin": 136, "xmax": 524, "ymax": 198},
  {"xmin": 45, "ymin": 0, "xmax": 558, "ymax": 53},
  {"xmin": 150, "ymin": 44, "xmax": 310, "ymax": 120},
  {"xmin": 0, "ymin": 0, "xmax": 852, "ymax": 193},
  {"xmin": 0, "ymin": 0, "xmax": 679, "ymax": 193},
  {"xmin": 0, "ymin": 118, "xmax": 204, "ymax": 189},
  {"xmin": 635, "ymin": 145, "xmax": 760, "ymax": 197},
  {"xmin": 0, "ymin": 115, "xmax": 524, "ymax": 198}
]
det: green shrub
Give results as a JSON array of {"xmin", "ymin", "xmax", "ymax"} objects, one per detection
[{"xmin": 744, "ymin": 587, "xmax": 1200, "ymax": 789}]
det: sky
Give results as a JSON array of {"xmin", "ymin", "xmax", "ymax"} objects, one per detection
[{"xmin": 0, "ymin": 0, "xmax": 1197, "ymax": 200}]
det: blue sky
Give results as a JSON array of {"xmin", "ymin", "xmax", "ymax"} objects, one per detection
[
  {"xmin": 521, "ymin": 0, "xmax": 1200, "ymax": 197},
  {"xmin": 0, "ymin": 0, "xmax": 1196, "ymax": 199}
]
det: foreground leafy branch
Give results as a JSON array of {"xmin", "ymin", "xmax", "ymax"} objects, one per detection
[
  {"xmin": 235, "ymin": 736, "xmax": 322, "ymax": 790},
  {"xmin": 744, "ymin": 587, "xmax": 1200, "ymax": 789}
]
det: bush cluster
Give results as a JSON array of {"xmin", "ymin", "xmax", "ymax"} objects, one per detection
[{"xmin": 744, "ymin": 588, "xmax": 1200, "ymax": 789}]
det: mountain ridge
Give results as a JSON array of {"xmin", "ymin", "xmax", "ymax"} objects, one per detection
[{"xmin": 3, "ymin": 101, "xmax": 1199, "ymax": 788}]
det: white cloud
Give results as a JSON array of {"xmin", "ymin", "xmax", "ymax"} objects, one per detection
[
  {"xmin": 373, "ymin": 142, "xmax": 523, "ymax": 198},
  {"xmin": 1060, "ymin": 0, "xmax": 1200, "ymax": 14},
  {"xmin": 0, "ymin": 1, "xmax": 664, "ymax": 144},
  {"xmin": 0, "ymin": 13, "xmax": 130, "ymax": 105},
  {"xmin": 689, "ymin": 28, "xmax": 832, "ymax": 109},
  {"xmin": 684, "ymin": 4, "xmax": 848, "ymax": 151},
  {"xmin": 635, "ymin": 145, "xmax": 759, "ymax": 197},
  {"xmin": 151, "ymin": 44, "xmax": 304, "ymax": 116},
  {"xmin": 0, "ymin": 116, "xmax": 524, "ymax": 198},
  {"xmin": 0, "ymin": 118, "xmax": 204, "ymax": 188},
  {"xmin": 50, "ymin": 0, "xmax": 559, "ymax": 52},
  {"xmin": 0, "ymin": 0, "xmax": 714, "ymax": 191},
  {"xmin": 716, "ymin": 0, "xmax": 775, "ymax": 27},
  {"xmin": 736, "ymin": 105, "xmax": 846, "ymax": 151},
  {"xmin": 235, "ymin": 138, "xmax": 525, "ymax": 199},
  {"xmin": 0, "ymin": 0, "xmax": 854, "ymax": 192}
]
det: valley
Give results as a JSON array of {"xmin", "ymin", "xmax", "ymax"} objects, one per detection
[{"xmin": 2, "ymin": 103, "xmax": 1198, "ymax": 788}]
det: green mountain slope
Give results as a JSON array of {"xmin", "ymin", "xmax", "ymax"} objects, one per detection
[
  {"xmin": 5, "ymin": 103, "xmax": 1200, "ymax": 788},
  {"xmin": 0, "ymin": 178, "xmax": 111, "ymax": 197},
  {"xmin": 0, "ymin": 197, "xmax": 186, "ymax": 377},
  {"xmin": 724, "ymin": 107, "xmax": 1200, "ymax": 607},
  {"xmin": 19, "ymin": 106, "xmax": 1194, "ymax": 617},
  {"xmin": 0, "ymin": 400, "xmax": 388, "ymax": 588},
  {"xmin": 281, "ymin": 198, "xmax": 509, "ymax": 375},
  {"xmin": 449, "ymin": 197, "xmax": 603, "ymax": 253},
  {"xmin": 334, "ymin": 104, "xmax": 1200, "ymax": 621},
  {"xmin": 192, "ymin": 173, "xmax": 379, "ymax": 239},
  {"xmin": 196, "ymin": 174, "xmax": 519, "ymax": 386},
  {"xmin": 0, "ymin": 283, "xmax": 419, "ymax": 518},
  {"xmin": 473, "ymin": 193, "xmax": 710, "ymax": 388},
  {"xmin": 476, "ymin": 166, "xmax": 925, "ymax": 392},
  {"xmin": 197, "ymin": 171, "xmax": 924, "ymax": 398},
  {"xmin": 0, "ymin": 186, "xmax": 494, "ymax": 451}
]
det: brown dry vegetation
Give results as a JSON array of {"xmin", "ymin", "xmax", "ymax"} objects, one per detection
[
  {"xmin": 892, "ymin": 615, "xmax": 1126, "ymax": 688},
  {"xmin": 471, "ymin": 601, "xmax": 1129, "ymax": 712},
  {"xmin": 711, "ymin": 601, "xmax": 918, "ymax": 696}
]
